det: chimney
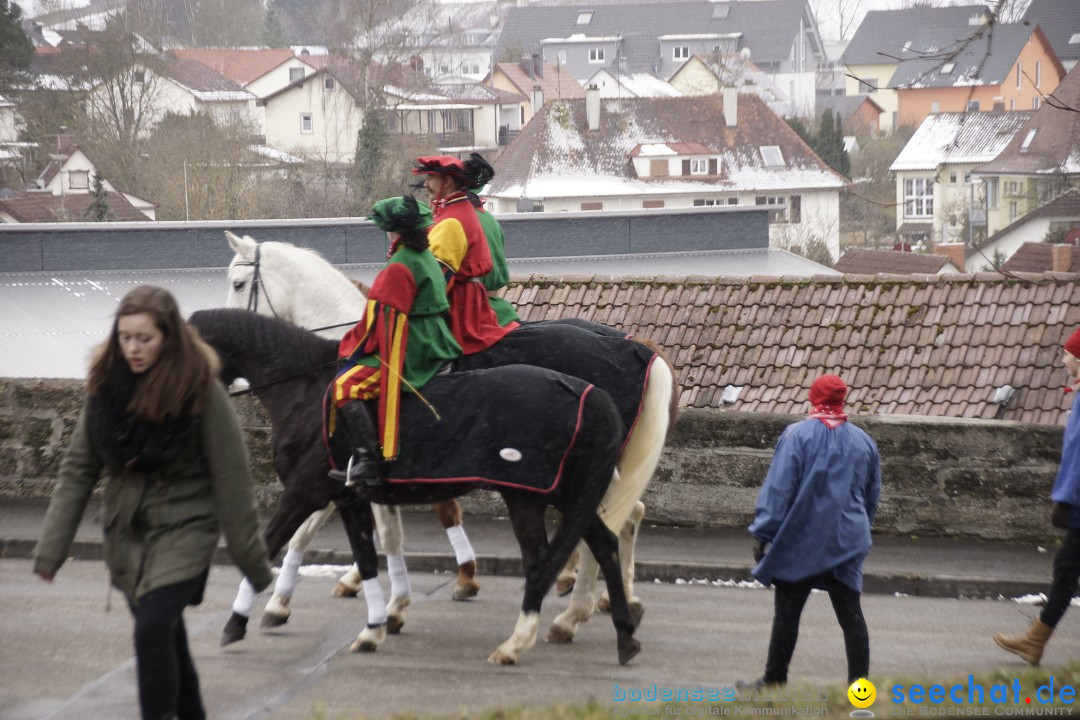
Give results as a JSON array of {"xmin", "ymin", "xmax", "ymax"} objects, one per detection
[
  {"xmin": 586, "ymin": 84, "xmax": 601, "ymax": 131},
  {"xmin": 532, "ymin": 85, "xmax": 544, "ymax": 112},
  {"xmin": 521, "ymin": 55, "xmax": 533, "ymax": 79},
  {"xmin": 1052, "ymin": 244, "xmax": 1073, "ymax": 272},
  {"xmin": 532, "ymin": 53, "xmax": 543, "ymax": 79},
  {"xmin": 722, "ymin": 87, "xmax": 737, "ymax": 127}
]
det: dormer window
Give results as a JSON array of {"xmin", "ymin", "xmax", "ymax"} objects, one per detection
[
  {"xmin": 760, "ymin": 146, "xmax": 784, "ymax": 168},
  {"xmin": 589, "ymin": 48, "xmax": 605, "ymax": 63},
  {"xmin": 674, "ymin": 46, "xmax": 689, "ymax": 60},
  {"xmin": 577, "ymin": 11, "xmax": 592, "ymax": 25},
  {"xmin": 690, "ymin": 158, "xmax": 708, "ymax": 174}
]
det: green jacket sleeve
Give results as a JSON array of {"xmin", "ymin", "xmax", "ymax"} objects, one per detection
[
  {"xmin": 33, "ymin": 402, "xmax": 102, "ymax": 578},
  {"xmin": 201, "ymin": 381, "xmax": 273, "ymax": 592}
]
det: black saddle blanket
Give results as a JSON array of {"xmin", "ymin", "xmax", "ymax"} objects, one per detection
[
  {"xmin": 375, "ymin": 365, "xmax": 615, "ymax": 492},
  {"xmin": 457, "ymin": 322, "xmax": 655, "ymax": 443}
]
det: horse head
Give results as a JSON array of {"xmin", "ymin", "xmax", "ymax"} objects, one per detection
[{"xmin": 223, "ymin": 231, "xmax": 367, "ymax": 340}]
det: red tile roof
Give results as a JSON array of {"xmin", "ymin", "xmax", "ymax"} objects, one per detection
[
  {"xmin": 0, "ymin": 192, "xmax": 150, "ymax": 222},
  {"xmin": 1001, "ymin": 243, "xmax": 1080, "ymax": 273},
  {"xmin": 173, "ymin": 48, "xmax": 297, "ymax": 86},
  {"xmin": 835, "ymin": 248, "xmax": 954, "ymax": 274},
  {"xmin": 491, "ymin": 61, "xmax": 586, "ymax": 103},
  {"xmin": 505, "ymin": 273, "xmax": 1080, "ymax": 425}
]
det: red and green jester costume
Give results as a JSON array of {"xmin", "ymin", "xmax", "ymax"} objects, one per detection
[{"xmin": 332, "ymin": 198, "xmax": 461, "ymax": 461}]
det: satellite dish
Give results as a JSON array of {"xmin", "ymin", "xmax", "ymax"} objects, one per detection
[{"xmin": 740, "ymin": 47, "xmax": 751, "ymax": 60}]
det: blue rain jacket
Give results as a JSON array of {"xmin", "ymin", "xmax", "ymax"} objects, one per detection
[
  {"xmin": 1051, "ymin": 391, "xmax": 1080, "ymax": 529},
  {"xmin": 749, "ymin": 418, "xmax": 881, "ymax": 591}
]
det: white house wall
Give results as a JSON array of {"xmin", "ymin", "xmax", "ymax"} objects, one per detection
[
  {"xmin": 246, "ymin": 59, "xmax": 318, "ymax": 98},
  {"xmin": 0, "ymin": 104, "xmax": 17, "ymax": 144},
  {"xmin": 264, "ymin": 80, "xmax": 362, "ymax": 164},
  {"xmin": 964, "ymin": 219, "xmax": 1050, "ymax": 272}
]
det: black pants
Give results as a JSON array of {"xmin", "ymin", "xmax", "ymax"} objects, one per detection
[
  {"xmin": 764, "ymin": 573, "xmax": 869, "ymax": 685},
  {"xmin": 1041, "ymin": 528, "xmax": 1080, "ymax": 628},
  {"xmin": 131, "ymin": 573, "xmax": 208, "ymax": 720}
]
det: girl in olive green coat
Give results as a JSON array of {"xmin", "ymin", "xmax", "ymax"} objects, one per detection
[{"xmin": 34, "ymin": 285, "xmax": 273, "ymax": 720}]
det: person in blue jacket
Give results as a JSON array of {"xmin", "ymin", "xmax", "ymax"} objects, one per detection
[
  {"xmin": 995, "ymin": 327, "xmax": 1080, "ymax": 665},
  {"xmin": 741, "ymin": 374, "xmax": 881, "ymax": 689}
]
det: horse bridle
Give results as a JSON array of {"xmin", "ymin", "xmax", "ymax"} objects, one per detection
[{"xmin": 233, "ymin": 243, "xmax": 280, "ymax": 319}]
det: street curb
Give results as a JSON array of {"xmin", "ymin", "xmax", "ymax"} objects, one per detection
[{"xmin": 1, "ymin": 536, "xmax": 1045, "ymax": 600}]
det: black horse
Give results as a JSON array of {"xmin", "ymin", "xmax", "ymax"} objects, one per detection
[{"xmin": 189, "ymin": 308, "xmax": 641, "ymax": 665}]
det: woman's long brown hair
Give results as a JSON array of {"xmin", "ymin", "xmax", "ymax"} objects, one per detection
[{"xmin": 88, "ymin": 285, "xmax": 219, "ymax": 423}]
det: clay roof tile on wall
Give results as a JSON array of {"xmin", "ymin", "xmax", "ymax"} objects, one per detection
[{"xmin": 511, "ymin": 273, "xmax": 1080, "ymax": 424}]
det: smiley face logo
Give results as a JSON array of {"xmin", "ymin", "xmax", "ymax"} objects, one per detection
[{"xmin": 848, "ymin": 678, "xmax": 876, "ymax": 708}]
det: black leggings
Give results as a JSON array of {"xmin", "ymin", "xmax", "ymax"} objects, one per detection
[
  {"xmin": 1041, "ymin": 528, "xmax": 1080, "ymax": 628},
  {"xmin": 131, "ymin": 573, "xmax": 208, "ymax": 720},
  {"xmin": 764, "ymin": 573, "xmax": 869, "ymax": 685}
]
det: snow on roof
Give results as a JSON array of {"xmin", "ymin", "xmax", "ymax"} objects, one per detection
[{"xmin": 890, "ymin": 112, "xmax": 1034, "ymax": 172}]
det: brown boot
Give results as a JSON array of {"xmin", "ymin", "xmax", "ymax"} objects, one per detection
[{"xmin": 994, "ymin": 619, "xmax": 1054, "ymax": 665}]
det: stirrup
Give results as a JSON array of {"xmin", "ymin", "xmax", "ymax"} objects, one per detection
[{"xmin": 330, "ymin": 453, "xmax": 382, "ymax": 488}]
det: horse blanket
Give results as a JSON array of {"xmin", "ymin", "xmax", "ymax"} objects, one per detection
[
  {"xmin": 457, "ymin": 322, "xmax": 655, "ymax": 447},
  {"xmin": 328, "ymin": 364, "xmax": 622, "ymax": 493}
]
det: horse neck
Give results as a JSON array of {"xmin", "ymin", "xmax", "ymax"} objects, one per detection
[{"xmin": 266, "ymin": 245, "xmax": 366, "ymax": 339}]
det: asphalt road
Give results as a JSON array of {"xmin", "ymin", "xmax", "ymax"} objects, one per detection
[{"xmin": 3, "ymin": 558, "xmax": 1079, "ymax": 720}]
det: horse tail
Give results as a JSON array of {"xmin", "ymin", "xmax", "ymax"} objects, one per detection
[{"xmin": 597, "ymin": 352, "xmax": 676, "ymax": 533}]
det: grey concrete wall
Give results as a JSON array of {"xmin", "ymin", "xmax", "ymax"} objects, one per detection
[
  {"xmin": 0, "ymin": 206, "xmax": 769, "ymax": 272},
  {"xmin": 0, "ymin": 379, "xmax": 1063, "ymax": 543}
]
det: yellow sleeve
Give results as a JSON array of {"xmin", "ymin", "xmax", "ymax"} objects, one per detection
[{"xmin": 427, "ymin": 218, "xmax": 467, "ymax": 273}]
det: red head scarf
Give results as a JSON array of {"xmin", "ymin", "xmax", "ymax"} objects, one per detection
[
  {"xmin": 1065, "ymin": 328, "xmax": 1080, "ymax": 359},
  {"xmin": 808, "ymin": 374, "xmax": 848, "ymax": 428}
]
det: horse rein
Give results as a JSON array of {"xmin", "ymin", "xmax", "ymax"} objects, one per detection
[{"xmin": 233, "ymin": 243, "xmax": 280, "ymax": 319}]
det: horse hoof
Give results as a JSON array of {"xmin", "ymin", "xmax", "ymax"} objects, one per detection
[
  {"xmin": 618, "ymin": 638, "xmax": 642, "ymax": 666},
  {"xmin": 630, "ymin": 602, "xmax": 645, "ymax": 629},
  {"xmin": 487, "ymin": 650, "xmax": 516, "ymax": 665},
  {"xmin": 260, "ymin": 612, "xmax": 288, "ymax": 629},
  {"xmin": 452, "ymin": 580, "xmax": 480, "ymax": 601},
  {"xmin": 555, "ymin": 576, "xmax": 576, "ymax": 596},
  {"xmin": 596, "ymin": 595, "xmax": 611, "ymax": 613},
  {"xmin": 351, "ymin": 638, "xmax": 379, "ymax": 652},
  {"xmin": 331, "ymin": 582, "xmax": 359, "ymax": 598},
  {"xmin": 387, "ymin": 615, "xmax": 405, "ymax": 634},
  {"xmin": 220, "ymin": 612, "xmax": 248, "ymax": 646},
  {"xmin": 546, "ymin": 624, "xmax": 575, "ymax": 644}
]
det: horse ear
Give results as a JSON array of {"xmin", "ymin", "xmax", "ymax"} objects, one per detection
[{"xmin": 226, "ymin": 231, "xmax": 257, "ymax": 260}]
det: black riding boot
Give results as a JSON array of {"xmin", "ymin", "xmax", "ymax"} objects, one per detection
[{"xmin": 329, "ymin": 401, "xmax": 383, "ymax": 487}]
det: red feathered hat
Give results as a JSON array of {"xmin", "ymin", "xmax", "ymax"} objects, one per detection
[
  {"xmin": 809, "ymin": 374, "xmax": 848, "ymax": 410},
  {"xmin": 411, "ymin": 156, "xmax": 471, "ymax": 182}
]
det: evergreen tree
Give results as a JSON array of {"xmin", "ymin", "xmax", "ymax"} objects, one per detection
[
  {"xmin": 0, "ymin": 0, "xmax": 34, "ymax": 94},
  {"xmin": 354, "ymin": 107, "xmax": 387, "ymax": 210},
  {"xmin": 263, "ymin": 9, "xmax": 286, "ymax": 47},
  {"xmin": 86, "ymin": 173, "xmax": 115, "ymax": 221},
  {"xmin": 816, "ymin": 110, "xmax": 836, "ymax": 170},
  {"xmin": 833, "ymin": 114, "xmax": 851, "ymax": 177}
]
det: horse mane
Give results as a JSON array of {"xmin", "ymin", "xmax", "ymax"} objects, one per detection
[{"xmin": 189, "ymin": 308, "xmax": 338, "ymax": 376}]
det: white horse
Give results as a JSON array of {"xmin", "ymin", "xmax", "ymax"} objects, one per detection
[
  {"xmin": 223, "ymin": 233, "xmax": 677, "ymax": 647},
  {"xmin": 223, "ymin": 232, "xmax": 480, "ymax": 638}
]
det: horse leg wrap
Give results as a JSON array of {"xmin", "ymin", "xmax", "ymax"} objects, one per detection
[
  {"xmin": 273, "ymin": 547, "xmax": 304, "ymax": 600},
  {"xmin": 387, "ymin": 553, "xmax": 411, "ymax": 600},
  {"xmin": 232, "ymin": 577, "xmax": 258, "ymax": 617},
  {"xmin": 362, "ymin": 578, "xmax": 388, "ymax": 627},
  {"xmin": 446, "ymin": 525, "xmax": 476, "ymax": 565}
]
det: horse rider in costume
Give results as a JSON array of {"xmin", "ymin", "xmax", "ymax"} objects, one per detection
[
  {"xmin": 329, "ymin": 196, "xmax": 462, "ymax": 487},
  {"xmin": 454, "ymin": 153, "xmax": 520, "ymax": 327},
  {"xmin": 412, "ymin": 156, "xmax": 519, "ymax": 354}
]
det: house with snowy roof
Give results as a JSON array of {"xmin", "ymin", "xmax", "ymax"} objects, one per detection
[
  {"xmin": 841, "ymin": 4, "xmax": 991, "ymax": 132},
  {"xmin": 668, "ymin": 53, "xmax": 792, "ymax": 116},
  {"xmin": 889, "ymin": 111, "xmax": 1032, "ymax": 250},
  {"xmin": 889, "ymin": 23, "xmax": 1064, "ymax": 129},
  {"xmin": 585, "ymin": 68, "xmax": 681, "ymax": 98},
  {"xmin": 383, "ymin": 82, "xmax": 525, "ymax": 152},
  {"xmin": 486, "ymin": 58, "xmax": 585, "ymax": 129},
  {"xmin": 972, "ymin": 65, "xmax": 1080, "ymax": 238},
  {"xmin": 496, "ymin": 0, "xmax": 825, "ymax": 117},
  {"xmin": 485, "ymin": 89, "xmax": 847, "ymax": 259}
]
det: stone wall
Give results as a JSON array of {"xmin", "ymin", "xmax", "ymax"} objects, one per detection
[{"xmin": 0, "ymin": 379, "xmax": 1064, "ymax": 543}]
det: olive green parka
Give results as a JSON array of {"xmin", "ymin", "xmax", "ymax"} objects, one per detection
[{"xmin": 33, "ymin": 380, "xmax": 273, "ymax": 604}]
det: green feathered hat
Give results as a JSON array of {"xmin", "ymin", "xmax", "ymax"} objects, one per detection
[{"xmin": 368, "ymin": 195, "xmax": 434, "ymax": 233}]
